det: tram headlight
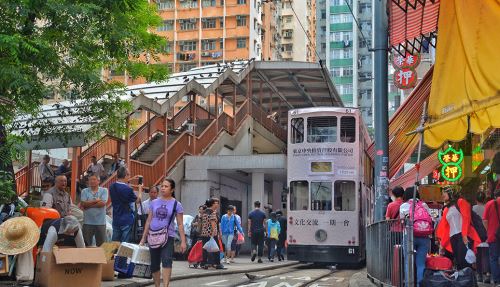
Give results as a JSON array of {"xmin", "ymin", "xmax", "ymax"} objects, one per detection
[{"xmin": 315, "ymin": 229, "xmax": 327, "ymax": 242}]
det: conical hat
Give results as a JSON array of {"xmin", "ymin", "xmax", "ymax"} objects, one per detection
[{"xmin": 0, "ymin": 217, "xmax": 40, "ymax": 255}]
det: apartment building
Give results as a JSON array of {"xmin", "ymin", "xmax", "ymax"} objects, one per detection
[
  {"xmin": 262, "ymin": 0, "xmax": 282, "ymax": 61},
  {"xmin": 317, "ymin": 0, "xmax": 373, "ymax": 127},
  {"xmin": 280, "ymin": 0, "xmax": 317, "ymax": 62}
]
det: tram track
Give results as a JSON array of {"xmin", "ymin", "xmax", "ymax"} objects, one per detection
[{"xmin": 227, "ymin": 263, "xmax": 335, "ymax": 287}]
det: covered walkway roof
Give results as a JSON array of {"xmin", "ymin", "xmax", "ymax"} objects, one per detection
[{"xmin": 12, "ymin": 60, "xmax": 342, "ymax": 149}]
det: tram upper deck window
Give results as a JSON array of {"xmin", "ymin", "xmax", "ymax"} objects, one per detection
[
  {"xmin": 334, "ymin": 180, "xmax": 355, "ymax": 211},
  {"xmin": 307, "ymin": 116, "xmax": 337, "ymax": 143},
  {"xmin": 291, "ymin": 117, "xmax": 304, "ymax": 143},
  {"xmin": 340, "ymin": 116, "xmax": 356, "ymax": 143},
  {"xmin": 290, "ymin": 181, "xmax": 309, "ymax": 210},
  {"xmin": 311, "ymin": 181, "xmax": 332, "ymax": 211}
]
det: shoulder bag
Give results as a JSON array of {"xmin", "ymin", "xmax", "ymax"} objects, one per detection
[{"xmin": 147, "ymin": 200, "xmax": 177, "ymax": 249}]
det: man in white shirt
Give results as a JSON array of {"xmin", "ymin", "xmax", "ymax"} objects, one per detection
[
  {"xmin": 137, "ymin": 185, "xmax": 159, "ymax": 215},
  {"xmin": 87, "ymin": 156, "xmax": 106, "ymax": 181}
]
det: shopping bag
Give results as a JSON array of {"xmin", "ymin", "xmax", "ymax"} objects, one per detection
[
  {"xmin": 218, "ymin": 237, "xmax": 224, "ymax": 253},
  {"xmin": 465, "ymin": 248, "xmax": 476, "ymax": 264},
  {"xmin": 203, "ymin": 237, "xmax": 220, "ymax": 252},
  {"xmin": 237, "ymin": 232, "xmax": 245, "ymax": 245},
  {"xmin": 188, "ymin": 240, "xmax": 203, "ymax": 263}
]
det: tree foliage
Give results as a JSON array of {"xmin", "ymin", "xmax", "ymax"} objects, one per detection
[{"xmin": 0, "ymin": 0, "xmax": 169, "ymax": 203}]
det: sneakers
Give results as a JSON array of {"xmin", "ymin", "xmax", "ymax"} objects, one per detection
[
  {"xmin": 251, "ymin": 254, "xmax": 256, "ymax": 262},
  {"xmin": 258, "ymin": 258, "xmax": 263, "ymax": 263},
  {"xmin": 270, "ymin": 259, "xmax": 274, "ymax": 262}
]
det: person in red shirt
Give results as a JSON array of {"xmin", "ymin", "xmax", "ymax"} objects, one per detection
[
  {"xmin": 386, "ymin": 186, "xmax": 405, "ymax": 220},
  {"xmin": 483, "ymin": 190, "xmax": 500, "ymax": 284}
]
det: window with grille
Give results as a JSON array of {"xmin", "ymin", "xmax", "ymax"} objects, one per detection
[
  {"xmin": 202, "ymin": 39, "xmax": 216, "ymax": 50},
  {"xmin": 237, "ymin": 38, "xmax": 247, "ymax": 48},
  {"xmin": 180, "ymin": 20, "xmax": 197, "ymax": 30},
  {"xmin": 157, "ymin": 0, "xmax": 174, "ymax": 10},
  {"xmin": 236, "ymin": 15, "xmax": 247, "ymax": 26},
  {"xmin": 202, "ymin": 18, "xmax": 217, "ymax": 29},
  {"xmin": 157, "ymin": 20, "xmax": 174, "ymax": 32},
  {"xmin": 179, "ymin": 41, "xmax": 197, "ymax": 51},
  {"xmin": 202, "ymin": 0, "xmax": 216, "ymax": 7},
  {"xmin": 220, "ymin": 17, "xmax": 224, "ymax": 28},
  {"xmin": 180, "ymin": 0, "xmax": 198, "ymax": 8},
  {"xmin": 237, "ymin": 0, "xmax": 246, "ymax": 4}
]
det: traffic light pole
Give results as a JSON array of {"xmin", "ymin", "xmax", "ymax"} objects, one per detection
[{"xmin": 373, "ymin": 0, "xmax": 389, "ymax": 222}]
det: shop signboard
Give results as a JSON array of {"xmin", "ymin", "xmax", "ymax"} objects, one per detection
[{"xmin": 438, "ymin": 145, "xmax": 464, "ymax": 182}]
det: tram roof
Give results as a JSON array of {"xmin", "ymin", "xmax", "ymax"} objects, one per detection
[{"xmin": 11, "ymin": 60, "xmax": 342, "ymax": 149}]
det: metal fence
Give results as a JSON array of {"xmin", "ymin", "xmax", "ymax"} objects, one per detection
[{"xmin": 366, "ymin": 219, "xmax": 413, "ymax": 287}]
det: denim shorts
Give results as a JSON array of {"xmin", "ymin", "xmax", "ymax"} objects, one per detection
[{"xmin": 222, "ymin": 234, "xmax": 234, "ymax": 251}]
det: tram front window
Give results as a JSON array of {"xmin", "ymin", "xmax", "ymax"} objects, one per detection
[
  {"xmin": 290, "ymin": 181, "xmax": 309, "ymax": 210},
  {"xmin": 334, "ymin": 180, "xmax": 355, "ymax": 211},
  {"xmin": 311, "ymin": 181, "xmax": 332, "ymax": 211},
  {"xmin": 307, "ymin": 116, "xmax": 337, "ymax": 143}
]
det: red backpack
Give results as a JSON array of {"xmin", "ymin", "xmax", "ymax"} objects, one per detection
[{"xmin": 409, "ymin": 200, "xmax": 434, "ymax": 237}]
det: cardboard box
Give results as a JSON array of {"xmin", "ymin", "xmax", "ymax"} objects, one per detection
[
  {"xmin": 101, "ymin": 259, "xmax": 115, "ymax": 281},
  {"xmin": 35, "ymin": 248, "xmax": 106, "ymax": 287}
]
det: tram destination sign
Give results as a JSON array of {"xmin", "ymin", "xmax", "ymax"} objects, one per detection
[{"xmin": 292, "ymin": 147, "xmax": 354, "ymax": 157}]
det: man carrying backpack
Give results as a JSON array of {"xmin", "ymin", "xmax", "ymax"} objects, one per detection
[{"xmin": 400, "ymin": 187, "xmax": 433, "ymax": 287}]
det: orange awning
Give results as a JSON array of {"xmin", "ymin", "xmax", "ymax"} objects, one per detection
[
  {"xmin": 389, "ymin": 150, "xmax": 440, "ymax": 189},
  {"xmin": 389, "ymin": 0, "xmax": 440, "ymax": 54},
  {"xmin": 367, "ymin": 67, "xmax": 433, "ymax": 179}
]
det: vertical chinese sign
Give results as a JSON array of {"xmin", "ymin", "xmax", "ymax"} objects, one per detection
[
  {"xmin": 438, "ymin": 145, "xmax": 464, "ymax": 182},
  {"xmin": 392, "ymin": 52, "xmax": 421, "ymax": 89}
]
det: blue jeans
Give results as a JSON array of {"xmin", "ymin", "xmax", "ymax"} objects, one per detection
[
  {"xmin": 404, "ymin": 235, "xmax": 430, "ymax": 287},
  {"xmin": 489, "ymin": 242, "xmax": 500, "ymax": 283},
  {"xmin": 112, "ymin": 224, "xmax": 132, "ymax": 243}
]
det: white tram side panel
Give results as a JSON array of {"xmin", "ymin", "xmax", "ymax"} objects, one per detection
[{"xmin": 286, "ymin": 107, "xmax": 368, "ymax": 264}]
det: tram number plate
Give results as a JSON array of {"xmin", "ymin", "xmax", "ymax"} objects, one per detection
[
  {"xmin": 348, "ymin": 248, "xmax": 355, "ymax": 255},
  {"xmin": 338, "ymin": 169, "xmax": 356, "ymax": 176}
]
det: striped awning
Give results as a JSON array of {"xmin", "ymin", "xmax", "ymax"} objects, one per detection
[
  {"xmin": 367, "ymin": 66, "xmax": 433, "ymax": 179},
  {"xmin": 389, "ymin": 0, "xmax": 440, "ymax": 54},
  {"xmin": 389, "ymin": 150, "xmax": 440, "ymax": 189}
]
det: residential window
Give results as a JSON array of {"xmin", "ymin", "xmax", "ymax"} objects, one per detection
[
  {"xmin": 236, "ymin": 15, "xmax": 247, "ymax": 26},
  {"xmin": 202, "ymin": 0, "xmax": 216, "ymax": 7},
  {"xmin": 343, "ymin": 66, "xmax": 353, "ymax": 76},
  {"xmin": 282, "ymin": 44, "xmax": 293, "ymax": 52},
  {"xmin": 157, "ymin": 0, "xmax": 174, "ymax": 10},
  {"xmin": 321, "ymin": 10, "xmax": 326, "ymax": 19},
  {"xmin": 338, "ymin": 84, "xmax": 353, "ymax": 95},
  {"xmin": 290, "ymin": 181, "xmax": 309, "ymax": 211},
  {"xmin": 157, "ymin": 20, "xmax": 174, "ymax": 32},
  {"xmin": 163, "ymin": 42, "xmax": 173, "ymax": 53},
  {"xmin": 237, "ymin": 38, "xmax": 247, "ymax": 48},
  {"xmin": 202, "ymin": 18, "xmax": 217, "ymax": 29},
  {"xmin": 180, "ymin": 19, "xmax": 197, "ymax": 30},
  {"xmin": 284, "ymin": 16, "xmax": 292, "ymax": 23},
  {"xmin": 331, "ymin": 67, "xmax": 342, "ymax": 77},
  {"xmin": 220, "ymin": 39, "xmax": 224, "ymax": 49},
  {"xmin": 202, "ymin": 39, "xmax": 216, "ymax": 51},
  {"xmin": 237, "ymin": 0, "xmax": 246, "ymax": 4},
  {"xmin": 179, "ymin": 41, "xmax": 197, "ymax": 51},
  {"xmin": 343, "ymin": 48, "xmax": 353, "ymax": 58},
  {"xmin": 180, "ymin": 0, "xmax": 198, "ymax": 8},
  {"xmin": 331, "ymin": 14, "xmax": 352, "ymax": 24},
  {"xmin": 332, "ymin": 0, "xmax": 352, "ymax": 5},
  {"xmin": 220, "ymin": 17, "xmax": 224, "ymax": 28},
  {"xmin": 220, "ymin": 0, "xmax": 224, "ymax": 5}
]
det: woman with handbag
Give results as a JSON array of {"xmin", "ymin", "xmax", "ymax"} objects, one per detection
[{"xmin": 140, "ymin": 179, "xmax": 186, "ymax": 287}]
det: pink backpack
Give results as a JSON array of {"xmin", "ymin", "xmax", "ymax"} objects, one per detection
[{"xmin": 409, "ymin": 200, "xmax": 433, "ymax": 237}]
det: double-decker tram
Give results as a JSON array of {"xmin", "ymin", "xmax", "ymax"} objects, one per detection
[{"xmin": 286, "ymin": 107, "xmax": 374, "ymax": 265}]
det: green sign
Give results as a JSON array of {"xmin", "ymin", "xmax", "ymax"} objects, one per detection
[{"xmin": 438, "ymin": 145, "xmax": 464, "ymax": 182}]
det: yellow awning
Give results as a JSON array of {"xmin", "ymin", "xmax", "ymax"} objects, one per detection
[{"xmin": 424, "ymin": 0, "xmax": 500, "ymax": 149}]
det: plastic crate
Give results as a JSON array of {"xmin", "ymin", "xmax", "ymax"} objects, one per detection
[
  {"xmin": 114, "ymin": 255, "xmax": 134, "ymax": 277},
  {"xmin": 132, "ymin": 263, "xmax": 152, "ymax": 279}
]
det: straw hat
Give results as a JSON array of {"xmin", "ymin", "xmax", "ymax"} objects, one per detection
[{"xmin": 0, "ymin": 217, "xmax": 40, "ymax": 255}]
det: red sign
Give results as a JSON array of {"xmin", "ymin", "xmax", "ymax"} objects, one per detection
[
  {"xmin": 393, "ymin": 68, "xmax": 417, "ymax": 89},
  {"xmin": 392, "ymin": 52, "xmax": 421, "ymax": 69}
]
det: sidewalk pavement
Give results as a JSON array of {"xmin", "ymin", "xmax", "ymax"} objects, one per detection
[
  {"xmin": 348, "ymin": 269, "xmax": 376, "ymax": 287},
  {"xmin": 103, "ymin": 256, "xmax": 299, "ymax": 287}
]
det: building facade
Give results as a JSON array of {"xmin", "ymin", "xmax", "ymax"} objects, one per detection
[
  {"xmin": 317, "ymin": 0, "xmax": 373, "ymax": 127},
  {"xmin": 280, "ymin": 0, "xmax": 317, "ymax": 62}
]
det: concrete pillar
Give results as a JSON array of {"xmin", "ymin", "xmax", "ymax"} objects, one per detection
[
  {"xmin": 272, "ymin": 181, "xmax": 283, "ymax": 212},
  {"xmin": 251, "ymin": 172, "xmax": 265, "ymax": 208}
]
